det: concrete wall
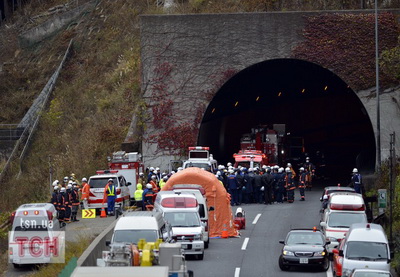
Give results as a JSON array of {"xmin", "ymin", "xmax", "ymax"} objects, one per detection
[{"xmin": 140, "ymin": 11, "xmax": 400, "ymax": 170}]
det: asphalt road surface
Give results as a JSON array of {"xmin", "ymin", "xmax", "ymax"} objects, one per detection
[{"xmin": 187, "ymin": 183, "xmax": 333, "ymax": 277}]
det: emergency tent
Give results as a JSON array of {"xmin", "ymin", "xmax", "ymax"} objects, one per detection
[{"xmin": 162, "ymin": 167, "xmax": 238, "ymax": 238}]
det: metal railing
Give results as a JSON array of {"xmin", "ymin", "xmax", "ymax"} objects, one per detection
[{"xmin": 0, "ymin": 124, "xmax": 25, "ymax": 141}]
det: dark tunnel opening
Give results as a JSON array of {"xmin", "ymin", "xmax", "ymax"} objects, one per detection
[{"xmin": 198, "ymin": 59, "xmax": 376, "ymax": 183}]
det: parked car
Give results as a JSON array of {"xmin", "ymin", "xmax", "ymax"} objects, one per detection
[{"xmin": 349, "ymin": 268, "xmax": 392, "ymax": 277}]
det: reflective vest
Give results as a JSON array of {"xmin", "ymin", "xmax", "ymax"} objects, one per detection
[
  {"xmin": 134, "ymin": 189, "xmax": 143, "ymax": 201},
  {"xmin": 107, "ymin": 185, "xmax": 115, "ymax": 196},
  {"xmin": 81, "ymin": 183, "xmax": 90, "ymax": 200}
]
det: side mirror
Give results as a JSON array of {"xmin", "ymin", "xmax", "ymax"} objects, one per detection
[
  {"xmin": 325, "ymin": 241, "xmax": 331, "ymax": 245},
  {"xmin": 127, "ymin": 182, "xmax": 132, "ymax": 186},
  {"xmin": 339, "ymin": 250, "xmax": 344, "ymax": 257},
  {"xmin": 320, "ymin": 197, "xmax": 323, "ymax": 202},
  {"xmin": 320, "ymin": 222, "xmax": 327, "ymax": 228},
  {"xmin": 332, "ymin": 248, "xmax": 339, "ymax": 255},
  {"xmin": 105, "ymin": 240, "xmax": 111, "ymax": 247},
  {"xmin": 279, "ymin": 240, "xmax": 285, "ymax": 244},
  {"xmin": 209, "ymin": 206, "xmax": 215, "ymax": 211}
]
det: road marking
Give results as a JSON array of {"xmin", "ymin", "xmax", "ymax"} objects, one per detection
[
  {"xmin": 234, "ymin": 267, "xmax": 240, "ymax": 277},
  {"xmin": 252, "ymin": 213, "xmax": 261, "ymax": 224},
  {"xmin": 241, "ymin": 237, "xmax": 249, "ymax": 250},
  {"xmin": 326, "ymin": 264, "xmax": 333, "ymax": 277}
]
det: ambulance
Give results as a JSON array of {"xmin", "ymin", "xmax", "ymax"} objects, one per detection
[
  {"xmin": 183, "ymin": 147, "xmax": 218, "ymax": 173},
  {"xmin": 9, "ymin": 203, "xmax": 65, "ymax": 267}
]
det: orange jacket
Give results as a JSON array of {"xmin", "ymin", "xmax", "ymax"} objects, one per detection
[{"xmin": 81, "ymin": 182, "xmax": 90, "ymax": 200}]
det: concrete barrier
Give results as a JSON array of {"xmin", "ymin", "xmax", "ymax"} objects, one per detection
[{"xmin": 77, "ymin": 218, "xmax": 117, "ymax": 267}]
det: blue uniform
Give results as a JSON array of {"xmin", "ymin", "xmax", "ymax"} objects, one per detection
[
  {"xmin": 227, "ymin": 174, "xmax": 238, "ymax": 205},
  {"xmin": 352, "ymin": 173, "xmax": 362, "ymax": 194}
]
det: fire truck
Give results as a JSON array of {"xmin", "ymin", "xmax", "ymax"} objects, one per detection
[
  {"xmin": 182, "ymin": 147, "xmax": 218, "ymax": 173},
  {"xmin": 233, "ymin": 125, "xmax": 285, "ymax": 168},
  {"xmin": 107, "ymin": 151, "xmax": 145, "ymax": 205}
]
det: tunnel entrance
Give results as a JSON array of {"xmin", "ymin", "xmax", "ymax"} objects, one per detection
[{"xmin": 198, "ymin": 59, "xmax": 375, "ymax": 182}]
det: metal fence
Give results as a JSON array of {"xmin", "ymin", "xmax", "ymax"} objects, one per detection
[{"xmin": 0, "ymin": 39, "xmax": 73, "ymax": 183}]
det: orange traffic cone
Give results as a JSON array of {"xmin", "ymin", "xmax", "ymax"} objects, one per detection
[
  {"xmin": 221, "ymin": 224, "xmax": 228, "ymax": 238},
  {"xmin": 100, "ymin": 207, "xmax": 107, "ymax": 218}
]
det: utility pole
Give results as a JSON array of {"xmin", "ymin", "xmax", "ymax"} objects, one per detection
[
  {"xmin": 389, "ymin": 132, "xmax": 395, "ymax": 244},
  {"xmin": 49, "ymin": 155, "xmax": 53, "ymax": 196},
  {"xmin": 375, "ymin": 0, "xmax": 381, "ymax": 171}
]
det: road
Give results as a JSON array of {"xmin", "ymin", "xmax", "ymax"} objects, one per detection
[
  {"xmin": 187, "ymin": 183, "xmax": 331, "ymax": 277},
  {"xmin": 5, "ymin": 210, "xmax": 116, "ymax": 276}
]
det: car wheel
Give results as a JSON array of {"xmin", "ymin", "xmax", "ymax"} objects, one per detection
[
  {"xmin": 13, "ymin": 263, "xmax": 20, "ymax": 269},
  {"xmin": 205, "ymin": 238, "xmax": 209, "ymax": 249},
  {"xmin": 278, "ymin": 255, "xmax": 290, "ymax": 271},
  {"xmin": 321, "ymin": 258, "xmax": 330, "ymax": 271},
  {"xmin": 197, "ymin": 253, "xmax": 204, "ymax": 260}
]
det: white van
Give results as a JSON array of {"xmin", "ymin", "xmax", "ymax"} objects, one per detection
[
  {"xmin": 338, "ymin": 223, "xmax": 392, "ymax": 277},
  {"xmin": 109, "ymin": 211, "xmax": 170, "ymax": 245},
  {"xmin": 88, "ymin": 172, "xmax": 131, "ymax": 211},
  {"xmin": 9, "ymin": 203, "xmax": 65, "ymax": 267},
  {"xmin": 183, "ymin": 146, "xmax": 218, "ymax": 173},
  {"xmin": 154, "ymin": 193, "xmax": 205, "ymax": 260},
  {"xmin": 320, "ymin": 192, "xmax": 367, "ymax": 252},
  {"xmin": 159, "ymin": 186, "xmax": 211, "ymax": 248}
]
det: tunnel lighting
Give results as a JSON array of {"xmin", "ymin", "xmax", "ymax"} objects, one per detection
[
  {"xmin": 301, "ymin": 89, "xmax": 305, "ymax": 93},
  {"xmin": 211, "ymin": 108, "xmax": 215, "ymax": 114},
  {"xmin": 235, "ymin": 101, "xmax": 239, "ymax": 107},
  {"xmin": 324, "ymin": 86, "xmax": 328, "ymax": 91},
  {"xmin": 278, "ymin": 92, "xmax": 282, "ymax": 97},
  {"xmin": 281, "ymin": 150, "xmax": 285, "ymax": 154},
  {"xmin": 256, "ymin": 96, "xmax": 260, "ymax": 101}
]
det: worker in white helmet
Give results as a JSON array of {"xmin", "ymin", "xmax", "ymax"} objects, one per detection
[{"xmin": 351, "ymin": 168, "xmax": 362, "ymax": 194}]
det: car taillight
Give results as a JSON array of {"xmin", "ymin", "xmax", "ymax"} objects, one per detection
[
  {"xmin": 10, "ymin": 211, "xmax": 16, "ymax": 224},
  {"xmin": 9, "ymin": 247, "xmax": 13, "ymax": 256},
  {"xmin": 47, "ymin": 211, "xmax": 53, "ymax": 221}
]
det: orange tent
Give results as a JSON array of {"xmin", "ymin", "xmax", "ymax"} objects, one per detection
[{"xmin": 162, "ymin": 167, "xmax": 238, "ymax": 238}]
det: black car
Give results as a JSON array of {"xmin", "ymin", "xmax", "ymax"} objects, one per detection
[{"xmin": 279, "ymin": 228, "xmax": 330, "ymax": 271}]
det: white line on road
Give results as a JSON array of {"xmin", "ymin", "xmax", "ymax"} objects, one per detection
[
  {"xmin": 252, "ymin": 213, "xmax": 261, "ymax": 224},
  {"xmin": 234, "ymin": 267, "xmax": 240, "ymax": 277},
  {"xmin": 241, "ymin": 237, "xmax": 249, "ymax": 250},
  {"xmin": 326, "ymin": 264, "xmax": 333, "ymax": 277}
]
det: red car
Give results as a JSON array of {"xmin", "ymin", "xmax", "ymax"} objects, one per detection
[{"xmin": 332, "ymin": 238, "xmax": 346, "ymax": 277}]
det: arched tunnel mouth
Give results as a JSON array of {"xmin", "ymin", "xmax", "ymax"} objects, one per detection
[{"xmin": 198, "ymin": 59, "xmax": 376, "ymax": 183}]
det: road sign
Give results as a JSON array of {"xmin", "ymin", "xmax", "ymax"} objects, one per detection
[
  {"xmin": 82, "ymin": 209, "xmax": 96, "ymax": 219},
  {"xmin": 378, "ymin": 189, "xmax": 387, "ymax": 209}
]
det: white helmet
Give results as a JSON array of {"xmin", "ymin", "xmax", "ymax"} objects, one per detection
[
  {"xmin": 52, "ymin": 180, "xmax": 59, "ymax": 186},
  {"xmin": 216, "ymin": 171, "xmax": 221, "ymax": 176},
  {"xmin": 221, "ymin": 165, "xmax": 226, "ymax": 170},
  {"xmin": 149, "ymin": 167, "xmax": 155, "ymax": 171},
  {"xmin": 323, "ymin": 195, "xmax": 328, "ymax": 200},
  {"xmin": 306, "ymin": 157, "xmax": 310, "ymax": 161},
  {"xmin": 67, "ymin": 184, "xmax": 72, "ymax": 189},
  {"xmin": 352, "ymin": 168, "xmax": 358, "ymax": 173},
  {"xmin": 139, "ymin": 172, "xmax": 144, "ymax": 176},
  {"xmin": 228, "ymin": 166, "xmax": 234, "ymax": 170},
  {"xmin": 218, "ymin": 165, "xmax": 223, "ymax": 170},
  {"xmin": 60, "ymin": 187, "xmax": 66, "ymax": 192},
  {"xmin": 146, "ymin": 183, "xmax": 153, "ymax": 189},
  {"xmin": 68, "ymin": 180, "xmax": 73, "ymax": 185},
  {"xmin": 299, "ymin": 167, "xmax": 304, "ymax": 171},
  {"xmin": 227, "ymin": 162, "xmax": 232, "ymax": 167},
  {"xmin": 177, "ymin": 167, "xmax": 183, "ymax": 171},
  {"xmin": 151, "ymin": 175, "xmax": 157, "ymax": 179},
  {"xmin": 82, "ymin": 177, "xmax": 87, "ymax": 182},
  {"xmin": 156, "ymin": 167, "xmax": 160, "ymax": 171},
  {"xmin": 287, "ymin": 163, "xmax": 292, "ymax": 167},
  {"xmin": 248, "ymin": 168, "xmax": 254, "ymax": 172},
  {"xmin": 171, "ymin": 171, "xmax": 176, "ymax": 175},
  {"xmin": 63, "ymin": 176, "xmax": 69, "ymax": 181},
  {"xmin": 278, "ymin": 167, "xmax": 284, "ymax": 173},
  {"xmin": 53, "ymin": 185, "xmax": 59, "ymax": 190},
  {"xmin": 262, "ymin": 165, "xmax": 267, "ymax": 169},
  {"xmin": 72, "ymin": 181, "xmax": 77, "ymax": 185},
  {"xmin": 274, "ymin": 165, "xmax": 279, "ymax": 170},
  {"xmin": 228, "ymin": 169, "xmax": 234, "ymax": 174},
  {"xmin": 163, "ymin": 176, "xmax": 168, "ymax": 180},
  {"xmin": 285, "ymin": 167, "xmax": 291, "ymax": 173}
]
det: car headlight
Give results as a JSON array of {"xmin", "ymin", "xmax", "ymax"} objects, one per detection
[
  {"xmin": 283, "ymin": 250, "xmax": 295, "ymax": 256},
  {"xmin": 314, "ymin": 251, "xmax": 326, "ymax": 257},
  {"xmin": 194, "ymin": 234, "xmax": 202, "ymax": 241},
  {"xmin": 342, "ymin": 268, "xmax": 352, "ymax": 277}
]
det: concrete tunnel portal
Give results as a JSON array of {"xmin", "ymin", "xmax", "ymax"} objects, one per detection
[{"xmin": 198, "ymin": 59, "xmax": 376, "ymax": 183}]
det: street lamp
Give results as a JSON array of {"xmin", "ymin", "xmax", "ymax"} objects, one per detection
[{"xmin": 375, "ymin": 0, "xmax": 381, "ymax": 171}]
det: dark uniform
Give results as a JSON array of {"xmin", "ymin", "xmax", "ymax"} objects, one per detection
[
  {"xmin": 262, "ymin": 169, "xmax": 274, "ymax": 204},
  {"xmin": 298, "ymin": 169, "xmax": 307, "ymax": 201},
  {"xmin": 57, "ymin": 189, "xmax": 67, "ymax": 228},
  {"xmin": 71, "ymin": 186, "xmax": 80, "ymax": 221},
  {"xmin": 253, "ymin": 172, "xmax": 263, "ymax": 204},
  {"xmin": 285, "ymin": 171, "xmax": 296, "ymax": 203}
]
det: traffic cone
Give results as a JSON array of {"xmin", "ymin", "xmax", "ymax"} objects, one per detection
[
  {"xmin": 100, "ymin": 207, "xmax": 107, "ymax": 218},
  {"xmin": 221, "ymin": 224, "xmax": 228, "ymax": 238}
]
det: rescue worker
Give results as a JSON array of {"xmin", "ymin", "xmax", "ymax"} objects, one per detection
[
  {"xmin": 281, "ymin": 167, "xmax": 288, "ymax": 201},
  {"xmin": 275, "ymin": 167, "xmax": 285, "ymax": 203},
  {"xmin": 81, "ymin": 177, "xmax": 90, "ymax": 209},
  {"xmin": 134, "ymin": 183, "xmax": 144, "ymax": 210},
  {"xmin": 103, "ymin": 178, "xmax": 116, "ymax": 216},
  {"xmin": 57, "ymin": 187, "xmax": 67, "ymax": 228},
  {"xmin": 227, "ymin": 169, "xmax": 238, "ymax": 206},
  {"xmin": 287, "ymin": 163, "xmax": 296, "ymax": 178},
  {"xmin": 304, "ymin": 157, "xmax": 315, "ymax": 190},
  {"xmin": 150, "ymin": 175, "xmax": 159, "ymax": 192},
  {"xmin": 262, "ymin": 166, "xmax": 274, "ymax": 204},
  {"xmin": 350, "ymin": 168, "xmax": 363, "ymax": 194},
  {"xmin": 147, "ymin": 167, "xmax": 155, "ymax": 183},
  {"xmin": 71, "ymin": 183, "xmax": 80, "ymax": 222},
  {"xmin": 298, "ymin": 167, "xmax": 306, "ymax": 201},
  {"xmin": 244, "ymin": 168, "xmax": 254, "ymax": 204},
  {"xmin": 159, "ymin": 176, "xmax": 168, "ymax": 190},
  {"xmin": 216, "ymin": 171, "xmax": 225, "ymax": 186},
  {"xmin": 138, "ymin": 172, "xmax": 145, "ymax": 185},
  {"xmin": 62, "ymin": 176, "xmax": 69, "ymax": 187},
  {"xmin": 70, "ymin": 173, "xmax": 80, "ymax": 187},
  {"xmin": 155, "ymin": 167, "xmax": 161, "ymax": 182},
  {"xmin": 236, "ymin": 168, "xmax": 244, "ymax": 205},
  {"xmin": 51, "ymin": 185, "xmax": 59, "ymax": 210},
  {"xmin": 285, "ymin": 167, "xmax": 296, "ymax": 203},
  {"xmin": 253, "ymin": 169, "xmax": 263, "ymax": 204},
  {"xmin": 142, "ymin": 183, "xmax": 155, "ymax": 210},
  {"xmin": 65, "ymin": 182, "xmax": 73, "ymax": 223},
  {"xmin": 215, "ymin": 173, "xmax": 224, "ymax": 186}
]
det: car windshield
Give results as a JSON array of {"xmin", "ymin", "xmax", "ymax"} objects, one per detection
[
  {"xmin": 113, "ymin": 230, "xmax": 158, "ymax": 244},
  {"xmin": 184, "ymin": 163, "xmax": 211, "ymax": 171},
  {"xmin": 353, "ymin": 272, "xmax": 391, "ymax": 277},
  {"xmin": 89, "ymin": 177, "xmax": 117, "ymax": 188},
  {"xmin": 346, "ymin": 241, "xmax": 388, "ymax": 260},
  {"xmin": 328, "ymin": 213, "xmax": 367, "ymax": 228},
  {"xmin": 164, "ymin": 212, "xmax": 201, "ymax": 227},
  {"xmin": 286, "ymin": 232, "xmax": 324, "ymax": 245}
]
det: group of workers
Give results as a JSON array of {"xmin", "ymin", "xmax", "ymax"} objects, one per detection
[
  {"xmin": 50, "ymin": 173, "xmax": 83, "ymax": 227},
  {"xmin": 217, "ymin": 157, "xmax": 316, "ymax": 206}
]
